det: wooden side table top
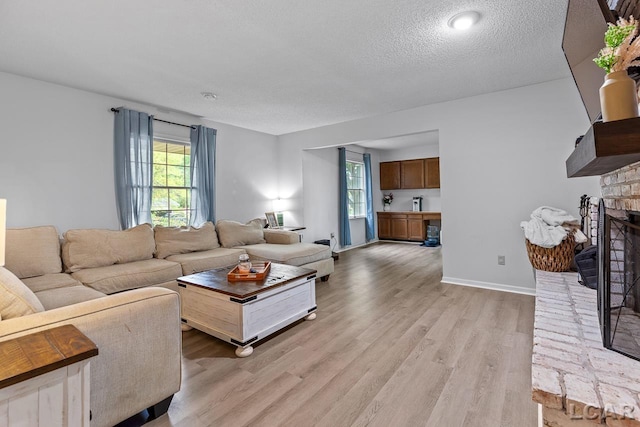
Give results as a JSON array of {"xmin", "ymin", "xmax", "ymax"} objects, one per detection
[
  {"xmin": 0, "ymin": 324, "xmax": 98, "ymax": 389},
  {"xmin": 178, "ymin": 263, "xmax": 317, "ymax": 299}
]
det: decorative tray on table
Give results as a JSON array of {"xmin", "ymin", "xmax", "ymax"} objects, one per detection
[{"xmin": 227, "ymin": 261, "xmax": 271, "ymax": 282}]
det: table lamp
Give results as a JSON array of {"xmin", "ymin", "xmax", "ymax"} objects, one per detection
[
  {"xmin": 0, "ymin": 199, "xmax": 5, "ymax": 266},
  {"xmin": 273, "ymin": 198, "xmax": 285, "ymax": 227}
]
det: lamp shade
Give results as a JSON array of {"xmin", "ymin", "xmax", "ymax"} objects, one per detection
[{"xmin": 0, "ymin": 199, "xmax": 5, "ymax": 266}]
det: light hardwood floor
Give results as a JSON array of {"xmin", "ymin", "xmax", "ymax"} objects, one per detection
[{"xmin": 148, "ymin": 242, "xmax": 537, "ymax": 427}]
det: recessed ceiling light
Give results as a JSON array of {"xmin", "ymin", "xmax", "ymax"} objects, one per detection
[
  {"xmin": 201, "ymin": 92, "xmax": 217, "ymax": 100},
  {"xmin": 448, "ymin": 11, "xmax": 480, "ymax": 30}
]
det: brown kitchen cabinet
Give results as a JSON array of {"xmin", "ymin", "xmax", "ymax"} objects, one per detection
[
  {"xmin": 380, "ymin": 161, "xmax": 400, "ymax": 190},
  {"xmin": 407, "ymin": 214, "xmax": 424, "ymax": 240},
  {"xmin": 424, "ymin": 157, "xmax": 440, "ymax": 188},
  {"xmin": 379, "ymin": 157, "xmax": 440, "ymax": 190},
  {"xmin": 401, "ymin": 159, "xmax": 425, "ymax": 189},
  {"xmin": 390, "ymin": 215, "xmax": 409, "ymax": 240},
  {"xmin": 378, "ymin": 214, "xmax": 392, "ymax": 239},
  {"xmin": 377, "ymin": 211, "xmax": 441, "ymax": 242}
]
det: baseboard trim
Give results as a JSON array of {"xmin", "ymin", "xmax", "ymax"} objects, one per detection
[
  {"xmin": 441, "ymin": 276, "xmax": 535, "ymax": 296},
  {"xmin": 335, "ymin": 241, "xmax": 376, "ymax": 253}
]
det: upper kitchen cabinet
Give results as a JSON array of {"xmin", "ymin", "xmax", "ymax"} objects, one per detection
[
  {"xmin": 424, "ymin": 157, "xmax": 440, "ymax": 188},
  {"xmin": 400, "ymin": 159, "xmax": 425, "ymax": 189},
  {"xmin": 380, "ymin": 161, "xmax": 401, "ymax": 190},
  {"xmin": 380, "ymin": 157, "xmax": 440, "ymax": 190}
]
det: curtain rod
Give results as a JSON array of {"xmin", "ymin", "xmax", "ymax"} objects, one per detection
[
  {"xmin": 110, "ymin": 108, "xmax": 195, "ymax": 129},
  {"xmin": 338, "ymin": 147, "xmax": 367, "ymax": 155}
]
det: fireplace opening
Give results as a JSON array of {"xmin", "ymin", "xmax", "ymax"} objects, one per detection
[{"xmin": 599, "ymin": 209, "xmax": 640, "ymax": 361}]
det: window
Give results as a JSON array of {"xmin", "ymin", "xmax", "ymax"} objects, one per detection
[
  {"xmin": 151, "ymin": 140, "xmax": 192, "ymax": 226},
  {"xmin": 346, "ymin": 160, "xmax": 365, "ymax": 218}
]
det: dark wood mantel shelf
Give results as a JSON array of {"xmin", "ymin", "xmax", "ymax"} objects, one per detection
[{"xmin": 566, "ymin": 117, "xmax": 640, "ymax": 177}]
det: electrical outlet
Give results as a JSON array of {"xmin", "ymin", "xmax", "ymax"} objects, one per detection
[
  {"xmin": 330, "ymin": 232, "xmax": 335, "ymax": 238},
  {"xmin": 498, "ymin": 255, "xmax": 505, "ymax": 266}
]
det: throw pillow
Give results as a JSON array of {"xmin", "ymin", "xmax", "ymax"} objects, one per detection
[
  {"xmin": 0, "ymin": 266, "xmax": 45, "ymax": 319},
  {"xmin": 216, "ymin": 220, "xmax": 266, "ymax": 248},
  {"xmin": 154, "ymin": 221, "xmax": 220, "ymax": 259}
]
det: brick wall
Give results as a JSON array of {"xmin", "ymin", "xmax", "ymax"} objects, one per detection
[{"xmin": 601, "ymin": 160, "xmax": 640, "ymax": 218}]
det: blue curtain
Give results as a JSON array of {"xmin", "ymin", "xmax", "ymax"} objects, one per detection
[
  {"xmin": 189, "ymin": 125, "xmax": 216, "ymax": 226},
  {"xmin": 339, "ymin": 147, "xmax": 351, "ymax": 246},
  {"xmin": 113, "ymin": 108, "xmax": 153, "ymax": 229},
  {"xmin": 363, "ymin": 153, "xmax": 375, "ymax": 241}
]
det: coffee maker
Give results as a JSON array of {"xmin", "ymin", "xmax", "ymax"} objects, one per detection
[{"xmin": 412, "ymin": 196, "xmax": 423, "ymax": 212}]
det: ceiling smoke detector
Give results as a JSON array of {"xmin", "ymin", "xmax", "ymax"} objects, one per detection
[
  {"xmin": 448, "ymin": 11, "xmax": 480, "ymax": 30},
  {"xmin": 201, "ymin": 92, "xmax": 218, "ymax": 100}
]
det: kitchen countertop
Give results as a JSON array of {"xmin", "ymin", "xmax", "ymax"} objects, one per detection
[{"xmin": 377, "ymin": 211, "xmax": 441, "ymax": 215}]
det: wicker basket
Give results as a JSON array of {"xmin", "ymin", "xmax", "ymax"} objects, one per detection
[{"xmin": 525, "ymin": 233, "xmax": 575, "ymax": 272}]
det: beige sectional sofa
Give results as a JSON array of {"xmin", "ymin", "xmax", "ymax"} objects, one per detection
[
  {"xmin": 0, "ymin": 226, "xmax": 181, "ymax": 427},
  {"xmin": 55, "ymin": 219, "xmax": 332, "ymax": 296},
  {"xmin": 0, "ymin": 219, "xmax": 333, "ymax": 425},
  {"xmin": 0, "ymin": 220, "xmax": 333, "ymax": 425}
]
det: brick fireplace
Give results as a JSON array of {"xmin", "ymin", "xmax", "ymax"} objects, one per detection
[
  {"xmin": 531, "ymin": 161, "xmax": 640, "ymax": 426},
  {"xmin": 601, "ymin": 161, "xmax": 640, "ymax": 217}
]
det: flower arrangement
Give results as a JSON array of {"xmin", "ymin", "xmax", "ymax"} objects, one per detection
[
  {"xmin": 382, "ymin": 193, "xmax": 393, "ymax": 205},
  {"xmin": 593, "ymin": 16, "xmax": 640, "ymax": 73}
]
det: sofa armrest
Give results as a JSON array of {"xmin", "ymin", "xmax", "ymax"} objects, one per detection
[
  {"xmin": 264, "ymin": 229, "xmax": 299, "ymax": 244},
  {"xmin": 0, "ymin": 287, "xmax": 181, "ymax": 427}
]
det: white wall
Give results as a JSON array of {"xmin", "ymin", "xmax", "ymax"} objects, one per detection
[
  {"xmin": 278, "ymin": 78, "xmax": 601, "ymax": 293},
  {"xmin": 302, "ymin": 148, "xmax": 338, "ymax": 244},
  {"xmin": 379, "ymin": 141, "xmax": 441, "ymax": 213},
  {"xmin": 301, "ymin": 145, "xmax": 379, "ymax": 248},
  {"xmin": 0, "ymin": 71, "xmax": 278, "ymax": 232}
]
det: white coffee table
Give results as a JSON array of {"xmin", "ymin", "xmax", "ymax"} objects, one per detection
[{"xmin": 177, "ymin": 263, "xmax": 317, "ymax": 357}]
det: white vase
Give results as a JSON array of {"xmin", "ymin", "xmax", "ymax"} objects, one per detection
[
  {"xmin": 600, "ymin": 70, "xmax": 639, "ymax": 122},
  {"xmin": 383, "ymin": 204, "xmax": 390, "ymax": 211}
]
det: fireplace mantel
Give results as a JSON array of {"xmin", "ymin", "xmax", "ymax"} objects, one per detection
[
  {"xmin": 533, "ymin": 271, "xmax": 640, "ymax": 426},
  {"xmin": 566, "ymin": 117, "xmax": 640, "ymax": 178}
]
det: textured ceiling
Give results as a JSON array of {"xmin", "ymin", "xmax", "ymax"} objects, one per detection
[{"xmin": 0, "ymin": 0, "xmax": 574, "ymax": 135}]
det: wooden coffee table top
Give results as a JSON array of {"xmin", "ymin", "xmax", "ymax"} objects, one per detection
[{"xmin": 177, "ymin": 263, "xmax": 317, "ymax": 299}]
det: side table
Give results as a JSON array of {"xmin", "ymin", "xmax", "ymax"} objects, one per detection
[{"xmin": 0, "ymin": 324, "xmax": 98, "ymax": 426}]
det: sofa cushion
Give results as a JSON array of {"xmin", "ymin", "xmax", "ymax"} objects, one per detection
[
  {"xmin": 5, "ymin": 226, "xmax": 62, "ymax": 279},
  {"xmin": 264, "ymin": 229, "xmax": 299, "ymax": 245},
  {"xmin": 71, "ymin": 259, "xmax": 182, "ymax": 294},
  {"xmin": 35, "ymin": 285, "xmax": 106, "ymax": 310},
  {"xmin": 167, "ymin": 248, "xmax": 246, "ymax": 275},
  {"xmin": 154, "ymin": 221, "xmax": 220, "ymax": 259},
  {"xmin": 216, "ymin": 220, "xmax": 266, "ymax": 248},
  {"xmin": 240, "ymin": 243, "xmax": 331, "ymax": 267},
  {"xmin": 0, "ymin": 266, "xmax": 45, "ymax": 319},
  {"xmin": 22, "ymin": 273, "xmax": 84, "ymax": 293},
  {"xmin": 62, "ymin": 224, "xmax": 155, "ymax": 272}
]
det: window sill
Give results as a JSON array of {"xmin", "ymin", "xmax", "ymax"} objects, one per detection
[{"xmin": 349, "ymin": 216, "xmax": 366, "ymax": 220}]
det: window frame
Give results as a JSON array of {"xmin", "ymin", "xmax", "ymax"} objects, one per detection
[
  {"xmin": 346, "ymin": 160, "xmax": 366, "ymax": 219},
  {"xmin": 151, "ymin": 139, "xmax": 193, "ymax": 227}
]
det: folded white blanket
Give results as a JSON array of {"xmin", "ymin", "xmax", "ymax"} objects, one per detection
[
  {"xmin": 520, "ymin": 206, "xmax": 587, "ymax": 248},
  {"xmin": 533, "ymin": 206, "xmax": 578, "ymax": 227}
]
